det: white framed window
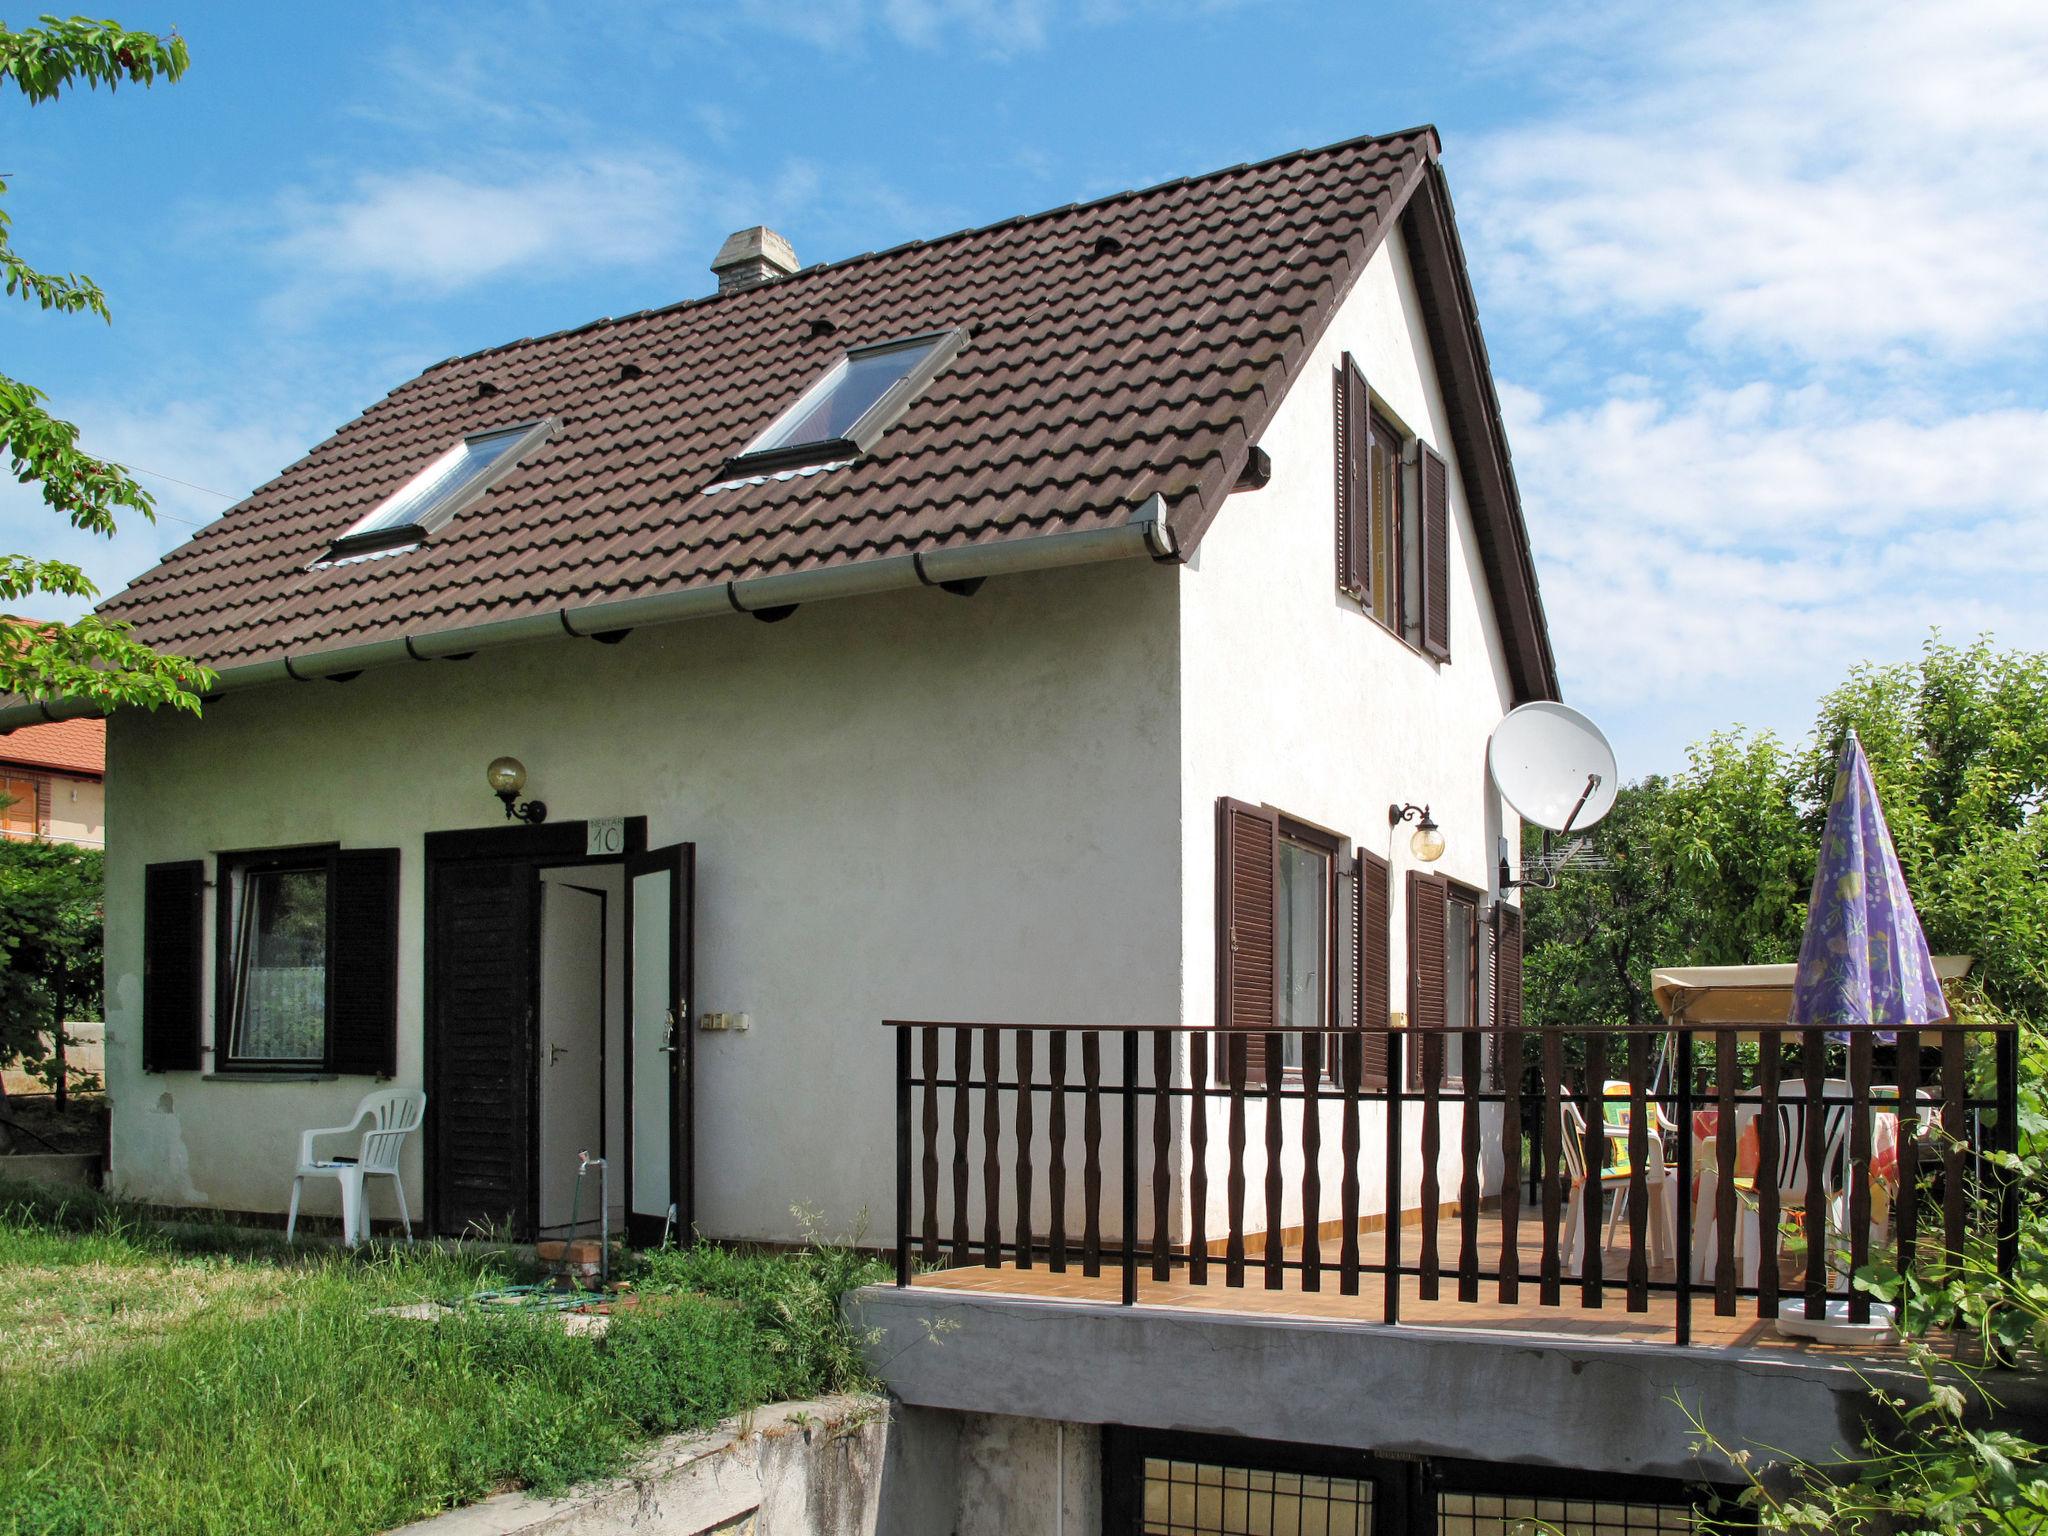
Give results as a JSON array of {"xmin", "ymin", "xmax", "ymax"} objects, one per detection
[
  {"xmin": 327, "ymin": 419, "xmax": 553, "ymax": 559},
  {"xmin": 728, "ymin": 329, "xmax": 965, "ymax": 474},
  {"xmin": 222, "ymin": 855, "xmax": 331, "ymax": 1068}
]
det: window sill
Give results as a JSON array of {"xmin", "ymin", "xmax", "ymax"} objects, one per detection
[
  {"xmin": 202, "ymin": 1072, "xmax": 340, "ymax": 1084},
  {"xmin": 1343, "ymin": 589, "xmax": 1441, "ymax": 663}
]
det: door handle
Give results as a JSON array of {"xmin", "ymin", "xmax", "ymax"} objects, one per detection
[
  {"xmin": 549, "ymin": 1043, "xmax": 568, "ymax": 1067},
  {"xmin": 658, "ymin": 1004, "xmax": 684, "ymax": 1053}
]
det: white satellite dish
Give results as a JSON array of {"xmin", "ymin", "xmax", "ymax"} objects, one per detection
[{"xmin": 1488, "ymin": 702, "xmax": 1619, "ymax": 835}]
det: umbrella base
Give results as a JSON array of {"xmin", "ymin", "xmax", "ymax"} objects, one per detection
[{"xmin": 1774, "ymin": 1298, "xmax": 1895, "ymax": 1342}]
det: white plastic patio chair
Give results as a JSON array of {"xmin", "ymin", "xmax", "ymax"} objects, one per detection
[
  {"xmin": 285, "ymin": 1088, "xmax": 426, "ymax": 1247},
  {"xmin": 1735, "ymin": 1078, "xmax": 1853, "ymax": 1286},
  {"xmin": 1561, "ymin": 1101, "xmax": 1674, "ymax": 1273}
]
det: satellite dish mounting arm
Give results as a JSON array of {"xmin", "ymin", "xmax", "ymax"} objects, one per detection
[{"xmin": 1500, "ymin": 771, "xmax": 1603, "ymax": 892}]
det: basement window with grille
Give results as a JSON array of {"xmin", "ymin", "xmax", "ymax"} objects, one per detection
[
  {"xmin": 324, "ymin": 419, "xmax": 554, "ymax": 561},
  {"xmin": 722, "ymin": 329, "xmax": 967, "ymax": 477}
]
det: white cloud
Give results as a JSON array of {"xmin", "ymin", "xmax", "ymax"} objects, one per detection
[
  {"xmin": 1466, "ymin": 0, "xmax": 2048, "ymax": 366},
  {"xmin": 269, "ymin": 154, "xmax": 702, "ymax": 294},
  {"xmin": 1503, "ymin": 383, "xmax": 2048, "ymax": 771},
  {"xmin": 1466, "ymin": 0, "xmax": 2048, "ymax": 772}
]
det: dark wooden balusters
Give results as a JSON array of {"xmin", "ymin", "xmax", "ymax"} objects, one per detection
[
  {"xmin": 1581, "ymin": 1030, "xmax": 1607, "ymax": 1309},
  {"xmin": 951, "ymin": 1027, "xmax": 972, "ymax": 1268},
  {"xmin": 1712, "ymin": 1031, "xmax": 1736, "ymax": 1315},
  {"xmin": 1264, "ymin": 1032, "xmax": 1285, "ymax": 1290},
  {"xmin": 1847, "ymin": 1029, "xmax": 1874, "ymax": 1324},
  {"xmin": 1189, "ymin": 1032, "xmax": 1209, "ymax": 1285},
  {"xmin": 1015, "ymin": 1031, "xmax": 1034, "ymax": 1270},
  {"xmin": 896, "ymin": 1026, "xmax": 912, "ymax": 1286},
  {"xmin": 1048, "ymin": 1034, "xmax": 1068, "ymax": 1272},
  {"xmin": 1302, "ymin": 1032, "xmax": 1323, "ymax": 1293},
  {"xmin": 921, "ymin": 1026, "xmax": 940, "ymax": 1264},
  {"xmin": 1152, "ymin": 1032, "xmax": 1172, "ymax": 1282},
  {"xmin": 1802, "ymin": 1028, "xmax": 1827, "ymax": 1320},
  {"xmin": 1227, "ymin": 1035, "xmax": 1247, "ymax": 1287},
  {"xmin": 1540, "ymin": 1029, "xmax": 1564, "ymax": 1306},
  {"xmin": 1498, "ymin": 1022, "xmax": 1523, "ymax": 1305},
  {"xmin": 1756, "ymin": 1032, "xmax": 1782, "ymax": 1320},
  {"xmin": 1458, "ymin": 1028, "xmax": 1481, "ymax": 1304},
  {"xmin": 1122, "ymin": 1029, "xmax": 1139, "ymax": 1305},
  {"xmin": 1340, "ymin": 1032, "xmax": 1362, "ymax": 1297},
  {"xmin": 1082, "ymin": 1032, "xmax": 1102, "ymax": 1278},
  {"xmin": 1419, "ymin": 1030, "xmax": 1442, "ymax": 1301},
  {"xmin": 1384, "ymin": 1030, "xmax": 1404, "ymax": 1326},
  {"xmin": 983, "ymin": 1026, "xmax": 1001, "ymax": 1268},
  {"xmin": 1625, "ymin": 1031, "xmax": 1649, "ymax": 1313}
]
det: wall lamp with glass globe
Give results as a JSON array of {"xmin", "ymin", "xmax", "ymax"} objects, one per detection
[
  {"xmin": 487, "ymin": 756, "xmax": 548, "ymax": 824},
  {"xmin": 1389, "ymin": 802, "xmax": 1444, "ymax": 862}
]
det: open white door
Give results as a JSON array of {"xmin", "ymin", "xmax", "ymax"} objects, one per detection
[{"xmin": 624, "ymin": 843, "xmax": 693, "ymax": 1246}]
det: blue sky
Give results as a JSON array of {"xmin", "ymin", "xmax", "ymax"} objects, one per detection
[{"xmin": 5, "ymin": 0, "xmax": 2045, "ymax": 776}]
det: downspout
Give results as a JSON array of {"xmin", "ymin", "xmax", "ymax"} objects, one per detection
[{"xmin": 0, "ymin": 499, "xmax": 1180, "ymax": 729}]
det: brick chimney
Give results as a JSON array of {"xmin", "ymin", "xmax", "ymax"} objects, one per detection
[{"xmin": 711, "ymin": 226, "xmax": 799, "ymax": 294}]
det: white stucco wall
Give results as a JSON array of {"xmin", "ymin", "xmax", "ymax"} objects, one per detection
[
  {"xmin": 1174, "ymin": 223, "xmax": 1523, "ymax": 1239},
  {"xmin": 102, "ymin": 559, "xmax": 1183, "ymax": 1241}
]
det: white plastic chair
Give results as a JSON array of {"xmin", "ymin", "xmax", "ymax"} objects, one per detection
[
  {"xmin": 1561, "ymin": 1101, "xmax": 1674, "ymax": 1273},
  {"xmin": 1736, "ymin": 1078, "xmax": 1853, "ymax": 1286},
  {"xmin": 285, "ymin": 1088, "xmax": 426, "ymax": 1247}
]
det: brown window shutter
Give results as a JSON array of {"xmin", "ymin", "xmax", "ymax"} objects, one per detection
[
  {"xmin": 1342, "ymin": 357, "xmax": 1372, "ymax": 600},
  {"xmin": 142, "ymin": 860, "xmax": 206, "ymax": 1073},
  {"xmin": 1216, "ymin": 797, "xmax": 1278, "ymax": 1084},
  {"xmin": 1419, "ymin": 442, "xmax": 1451, "ymax": 660},
  {"xmin": 1406, "ymin": 869, "xmax": 1447, "ymax": 1088},
  {"xmin": 1490, "ymin": 901, "xmax": 1523, "ymax": 1088},
  {"xmin": 1356, "ymin": 849, "xmax": 1392, "ymax": 1089},
  {"xmin": 1333, "ymin": 364, "xmax": 1350, "ymax": 591},
  {"xmin": 328, "ymin": 848, "xmax": 401, "ymax": 1077}
]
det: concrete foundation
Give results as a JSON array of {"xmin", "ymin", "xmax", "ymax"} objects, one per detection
[
  {"xmin": 384, "ymin": 1396, "xmax": 956, "ymax": 1536},
  {"xmin": 850, "ymin": 1284, "xmax": 1914, "ymax": 1485}
]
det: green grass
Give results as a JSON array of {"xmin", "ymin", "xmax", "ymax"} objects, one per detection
[{"xmin": 0, "ymin": 1182, "xmax": 888, "ymax": 1536}]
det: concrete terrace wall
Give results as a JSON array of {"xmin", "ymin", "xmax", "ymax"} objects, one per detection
[
  {"xmin": 1172, "ymin": 222, "xmax": 1521, "ymax": 1238},
  {"xmin": 102, "ymin": 559, "xmax": 1182, "ymax": 1241}
]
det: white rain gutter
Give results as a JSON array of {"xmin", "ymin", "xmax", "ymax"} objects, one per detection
[{"xmin": 0, "ymin": 497, "xmax": 1178, "ymax": 729}]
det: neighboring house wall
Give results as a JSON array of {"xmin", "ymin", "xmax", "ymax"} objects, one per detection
[
  {"xmin": 102, "ymin": 560, "xmax": 1183, "ymax": 1237},
  {"xmin": 1176, "ymin": 225, "xmax": 1520, "ymax": 1238},
  {"xmin": 1, "ymin": 770, "xmax": 104, "ymax": 848}
]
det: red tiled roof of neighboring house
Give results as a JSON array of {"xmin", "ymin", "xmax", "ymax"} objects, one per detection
[
  {"xmin": 0, "ymin": 715, "xmax": 105, "ymax": 777},
  {"xmin": 93, "ymin": 127, "xmax": 1557, "ymax": 703}
]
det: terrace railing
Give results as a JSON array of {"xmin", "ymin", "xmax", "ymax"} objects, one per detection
[{"xmin": 886, "ymin": 1019, "xmax": 2020, "ymax": 1347}]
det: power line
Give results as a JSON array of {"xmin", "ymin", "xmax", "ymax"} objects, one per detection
[{"xmin": 112, "ymin": 462, "xmax": 239, "ymax": 528}]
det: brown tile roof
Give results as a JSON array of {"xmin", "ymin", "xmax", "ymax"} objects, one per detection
[
  {"xmin": 0, "ymin": 716, "xmax": 105, "ymax": 776},
  {"xmin": 97, "ymin": 126, "xmax": 1557, "ymax": 702}
]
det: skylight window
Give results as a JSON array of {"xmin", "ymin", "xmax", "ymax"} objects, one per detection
[
  {"xmin": 727, "ymin": 329, "xmax": 965, "ymax": 476},
  {"xmin": 327, "ymin": 419, "xmax": 553, "ymax": 559}
]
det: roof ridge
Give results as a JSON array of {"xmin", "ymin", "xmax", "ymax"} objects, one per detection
[{"xmin": 421, "ymin": 124, "xmax": 1440, "ymax": 375}]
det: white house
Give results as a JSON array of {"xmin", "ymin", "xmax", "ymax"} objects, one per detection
[{"xmin": 0, "ymin": 126, "xmax": 1556, "ymax": 1254}]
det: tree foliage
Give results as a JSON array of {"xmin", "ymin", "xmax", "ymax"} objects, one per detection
[
  {"xmin": 1525, "ymin": 634, "xmax": 2048, "ymax": 1034},
  {"xmin": 0, "ymin": 14, "xmax": 211, "ymax": 712},
  {"xmin": 0, "ymin": 838, "xmax": 102, "ymax": 1149}
]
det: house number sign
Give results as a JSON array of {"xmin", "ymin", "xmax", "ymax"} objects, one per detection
[{"xmin": 585, "ymin": 817, "xmax": 626, "ymax": 856}]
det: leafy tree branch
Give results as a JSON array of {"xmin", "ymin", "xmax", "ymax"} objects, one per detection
[{"xmin": 0, "ymin": 14, "xmax": 210, "ymax": 713}]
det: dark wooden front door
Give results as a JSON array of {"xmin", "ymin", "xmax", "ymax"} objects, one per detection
[{"xmin": 427, "ymin": 856, "xmax": 535, "ymax": 1237}]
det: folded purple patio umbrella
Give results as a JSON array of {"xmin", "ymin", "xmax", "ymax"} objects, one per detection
[{"xmin": 1790, "ymin": 730, "xmax": 1950, "ymax": 1036}]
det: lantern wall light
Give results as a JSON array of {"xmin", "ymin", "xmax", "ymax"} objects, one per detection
[
  {"xmin": 487, "ymin": 756, "xmax": 548, "ymax": 824},
  {"xmin": 1389, "ymin": 802, "xmax": 1445, "ymax": 862}
]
